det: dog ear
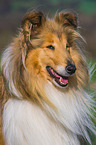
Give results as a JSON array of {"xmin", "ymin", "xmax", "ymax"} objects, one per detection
[
  {"xmin": 55, "ymin": 11, "xmax": 78, "ymax": 29},
  {"xmin": 21, "ymin": 11, "xmax": 46, "ymax": 47}
]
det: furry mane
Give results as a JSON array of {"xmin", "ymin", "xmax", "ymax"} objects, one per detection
[{"xmin": 0, "ymin": 10, "xmax": 96, "ymax": 145}]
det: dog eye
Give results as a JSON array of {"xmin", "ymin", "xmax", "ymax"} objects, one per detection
[{"xmin": 46, "ymin": 45, "xmax": 55, "ymax": 50}]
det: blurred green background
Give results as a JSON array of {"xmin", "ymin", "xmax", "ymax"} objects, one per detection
[
  {"xmin": 0, "ymin": 0, "xmax": 96, "ymax": 59},
  {"xmin": 0, "ymin": 0, "xmax": 96, "ymax": 144}
]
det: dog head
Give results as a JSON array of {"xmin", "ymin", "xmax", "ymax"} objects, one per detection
[
  {"xmin": 1, "ymin": 11, "xmax": 95, "ymax": 143},
  {"xmin": 1, "ymin": 11, "xmax": 89, "ymax": 105},
  {"xmin": 21, "ymin": 11, "xmax": 88, "ymax": 90}
]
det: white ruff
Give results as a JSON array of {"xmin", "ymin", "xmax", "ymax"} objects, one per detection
[
  {"xmin": 1, "ymin": 46, "xmax": 23, "ymax": 98},
  {"xmin": 3, "ymin": 82, "xmax": 95, "ymax": 145},
  {"xmin": 44, "ymin": 82, "xmax": 95, "ymax": 144}
]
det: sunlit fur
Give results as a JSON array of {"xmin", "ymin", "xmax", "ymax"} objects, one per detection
[{"xmin": 0, "ymin": 11, "xmax": 96, "ymax": 145}]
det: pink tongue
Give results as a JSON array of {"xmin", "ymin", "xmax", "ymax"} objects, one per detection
[
  {"xmin": 50, "ymin": 68, "xmax": 68, "ymax": 85},
  {"xmin": 60, "ymin": 77, "xmax": 68, "ymax": 85},
  {"xmin": 55, "ymin": 73, "xmax": 60, "ymax": 78},
  {"xmin": 51, "ymin": 69, "xmax": 60, "ymax": 78}
]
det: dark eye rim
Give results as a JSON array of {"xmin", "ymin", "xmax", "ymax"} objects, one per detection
[{"xmin": 46, "ymin": 45, "xmax": 55, "ymax": 50}]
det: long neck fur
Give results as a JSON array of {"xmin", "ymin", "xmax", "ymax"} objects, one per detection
[
  {"xmin": 1, "ymin": 33, "xmax": 96, "ymax": 145},
  {"xmin": 2, "ymin": 81, "xmax": 95, "ymax": 145}
]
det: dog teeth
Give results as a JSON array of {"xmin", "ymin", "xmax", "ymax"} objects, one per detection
[
  {"xmin": 47, "ymin": 66, "xmax": 68, "ymax": 87},
  {"xmin": 59, "ymin": 77, "xmax": 62, "ymax": 82},
  {"xmin": 59, "ymin": 77, "xmax": 64, "ymax": 84},
  {"xmin": 59, "ymin": 77, "xmax": 68, "ymax": 85}
]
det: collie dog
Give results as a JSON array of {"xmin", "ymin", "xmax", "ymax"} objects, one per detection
[{"xmin": 0, "ymin": 10, "xmax": 96, "ymax": 145}]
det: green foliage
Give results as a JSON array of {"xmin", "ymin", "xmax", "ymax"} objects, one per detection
[
  {"xmin": 79, "ymin": 1, "xmax": 96, "ymax": 14},
  {"xmin": 48, "ymin": 0, "xmax": 59, "ymax": 4},
  {"xmin": 88, "ymin": 60, "xmax": 96, "ymax": 82},
  {"xmin": 8, "ymin": 0, "xmax": 96, "ymax": 14},
  {"xmin": 10, "ymin": 0, "xmax": 37, "ymax": 12}
]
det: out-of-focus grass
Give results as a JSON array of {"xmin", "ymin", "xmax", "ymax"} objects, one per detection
[
  {"xmin": 89, "ymin": 60, "xmax": 96, "ymax": 145},
  {"xmin": 88, "ymin": 60, "xmax": 96, "ymax": 82},
  {"xmin": 79, "ymin": 1, "xmax": 96, "ymax": 14}
]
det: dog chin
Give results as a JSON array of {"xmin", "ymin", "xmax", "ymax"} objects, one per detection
[{"xmin": 52, "ymin": 79, "xmax": 68, "ymax": 88}]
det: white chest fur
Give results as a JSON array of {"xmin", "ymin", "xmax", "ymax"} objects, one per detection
[
  {"xmin": 3, "ymin": 82, "xmax": 94, "ymax": 145},
  {"xmin": 3, "ymin": 98, "xmax": 81, "ymax": 145}
]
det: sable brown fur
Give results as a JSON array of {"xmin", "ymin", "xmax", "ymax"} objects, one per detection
[
  {"xmin": 0, "ymin": 10, "xmax": 95, "ymax": 145},
  {"xmin": 0, "ymin": 76, "xmax": 5, "ymax": 145}
]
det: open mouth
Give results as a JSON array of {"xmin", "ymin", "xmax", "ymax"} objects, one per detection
[{"xmin": 46, "ymin": 66, "xmax": 68, "ymax": 87}]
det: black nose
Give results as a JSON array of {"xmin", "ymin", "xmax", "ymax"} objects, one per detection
[{"xmin": 65, "ymin": 64, "xmax": 76, "ymax": 75}]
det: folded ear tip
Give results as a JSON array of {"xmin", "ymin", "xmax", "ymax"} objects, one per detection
[
  {"xmin": 65, "ymin": 13, "xmax": 78, "ymax": 28},
  {"xmin": 21, "ymin": 10, "xmax": 46, "ymax": 35},
  {"xmin": 55, "ymin": 11, "xmax": 78, "ymax": 29},
  {"xmin": 21, "ymin": 11, "xmax": 46, "ymax": 28}
]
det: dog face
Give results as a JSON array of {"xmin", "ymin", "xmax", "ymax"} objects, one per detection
[
  {"xmin": 22, "ymin": 11, "xmax": 88, "ymax": 90},
  {"xmin": 1, "ymin": 11, "xmax": 89, "ymax": 105},
  {"xmin": 1, "ymin": 11, "xmax": 95, "ymax": 145}
]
